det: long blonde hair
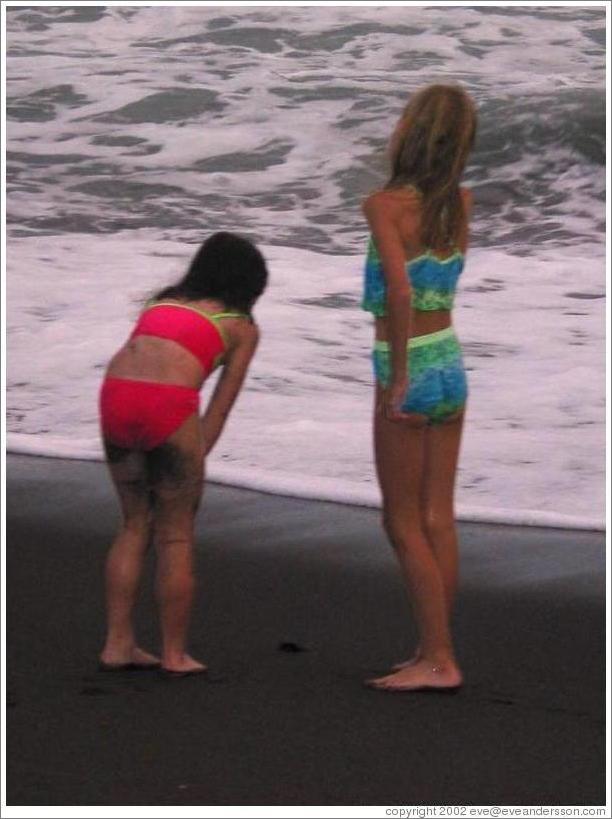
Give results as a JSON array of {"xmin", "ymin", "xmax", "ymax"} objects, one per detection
[{"xmin": 387, "ymin": 84, "xmax": 477, "ymax": 249}]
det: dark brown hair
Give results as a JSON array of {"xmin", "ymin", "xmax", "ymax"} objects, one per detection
[{"xmin": 154, "ymin": 232, "xmax": 268, "ymax": 312}]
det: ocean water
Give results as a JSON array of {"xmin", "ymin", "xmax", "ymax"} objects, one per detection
[{"xmin": 5, "ymin": 5, "xmax": 606, "ymax": 528}]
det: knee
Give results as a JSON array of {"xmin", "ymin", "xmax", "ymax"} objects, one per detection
[
  {"xmin": 423, "ymin": 511, "xmax": 456, "ymax": 545},
  {"xmin": 120, "ymin": 512, "xmax": 152, "ymax": 542},
  {"xmin": 381, "ymin": 508, "xmax": 421, "ymax": 551},
  {"xmin": 154, "ymin": 530, "xmax": 193, "ymax": 554}
]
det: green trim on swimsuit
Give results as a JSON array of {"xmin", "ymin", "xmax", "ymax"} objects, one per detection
[
  {"xmin": 145, "ymin": 301, "xmax": 248, "ymax": 349},
  {"xmin": 374, "ymin": 325, "xmax": 456, "ymax": 350},
  {"xmin": 374, "ymin": 328, "xmax": 462, "ymax": 378},
  {"xmin": 210, "ymin": 311, "xmax": 249, "ymax": 320}
]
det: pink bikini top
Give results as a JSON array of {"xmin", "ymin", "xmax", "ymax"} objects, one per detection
[{"xmin": 130, "ymin": 302, "xmax": 247, "ymax": 377}]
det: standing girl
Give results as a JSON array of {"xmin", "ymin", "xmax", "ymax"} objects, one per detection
[
  {"xmin": 98, "ymin": 232, "xmax": 268, "ymax": 676},
  {"xmin": 362, "ymin": 85, "xmax": 476, "ymax": 692}
]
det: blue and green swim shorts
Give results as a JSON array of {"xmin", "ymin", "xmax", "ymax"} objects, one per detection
[{"xmin": 372, "ymin": 326, "xmax": 468, "ymax": 424}]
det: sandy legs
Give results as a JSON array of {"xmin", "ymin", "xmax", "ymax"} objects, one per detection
[{"xmin": 101, "ymin": 414, "xmax": 206, "ymax": 674}]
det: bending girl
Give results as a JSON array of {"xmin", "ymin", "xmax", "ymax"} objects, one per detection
[
  {"xmin": 362, "ymin": 84, "xmax": 476, "ymax": 692},
  {"xmin": 98, "ymin": 232, "xmax": 268, "ymax": 676}
]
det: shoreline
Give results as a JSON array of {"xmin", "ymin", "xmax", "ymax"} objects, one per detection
[{"xmin": 7, "ymin": 437, "xmax": 605, "ymax": 533}]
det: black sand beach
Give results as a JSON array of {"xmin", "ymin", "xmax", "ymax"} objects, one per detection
[{"xmin": 6, "ymin": 454, "xmax": 606, "ymax": 807}]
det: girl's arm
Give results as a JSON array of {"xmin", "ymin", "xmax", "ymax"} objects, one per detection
[
  {"xmin": 362, "ymin": 191, "xmax": 413, "ymax": 420},
  {"xmin": 200, "ymin": 323, "xmax": 259, "ymax": 456}
]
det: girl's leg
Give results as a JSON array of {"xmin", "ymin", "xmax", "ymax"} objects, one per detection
[
  {"xmin": 421, "ymin": 412, "xmax": 465, "ymax": 611},
  {"xmin": 100, "ymin": 445, "xmax": 159, "ymax": 667},
  {"xmin": 392, "ymin": 411, "xmax": 465, "ymax": 670},
  {"xmin": 368, "ymin": 387, "xmax": 461, "ymax": 691},
  {"xmin": 149, "ymin": 414, "xmax": 206, "ymax": 674}
]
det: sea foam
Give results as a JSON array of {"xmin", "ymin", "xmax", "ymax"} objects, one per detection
[{"xmin": 7, "ymin": 236, "xmax": 605, "ymax": 531}]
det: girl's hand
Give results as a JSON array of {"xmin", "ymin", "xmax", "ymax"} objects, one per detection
[{"xmin": 381, "ymin": 376, "xmax": 410, "ymax": 421}]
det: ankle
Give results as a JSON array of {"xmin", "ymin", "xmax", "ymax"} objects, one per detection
[
  {"xmin": 419, "ymin": 651, "xmax": 457, "ymax": 670},
  {"xmin": 102, "ymin": 635, "xmax": 135, "ymax": 655},
  {"xmin": 162, "ymin": 650, "xmax": 187, "ymax": 666}
]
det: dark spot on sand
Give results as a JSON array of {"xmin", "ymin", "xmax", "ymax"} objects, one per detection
[
  {"xmin": 80, "ymin": 686, "xmax": 116, "ymax": 696},
  {"xmin": 278, "ymin": 641, "xmax": 308, "ymax": 653}
]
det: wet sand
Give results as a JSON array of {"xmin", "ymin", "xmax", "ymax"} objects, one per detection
[{"xmin": 6, "ymin": 454, "xmax": 606, "ymax": 806}]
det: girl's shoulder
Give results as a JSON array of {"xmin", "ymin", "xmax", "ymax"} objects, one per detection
[
  {"xmin": 222, "ymin": 314, "xmax": 260, "ymax": 358},
  {"xmin": 158, "ymin": 297, "xmax": 226, "ymax": 315},
  {"xmin": 362, "ymin": 185, "xmax": 421, "ymax": 218}
]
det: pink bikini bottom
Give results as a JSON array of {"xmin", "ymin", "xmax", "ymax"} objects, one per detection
[{"xmin": 100, "ymin": 377, "xmax": 199, "ymax": 451}]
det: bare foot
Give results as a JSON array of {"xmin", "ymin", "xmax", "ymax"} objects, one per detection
[
  {"xmin": 367, "ymin": 659, "xmax": 462, "ymax": 692},
  {"xmin": 99, "ymin": 645, "xmax": 161, "ymax": 669},
  {"xmin": 161, "ymin": 653, "xmax": 207, "ymax": 675}
]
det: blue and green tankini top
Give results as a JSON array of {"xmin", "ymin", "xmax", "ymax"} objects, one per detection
[{"xmin": 361, "ymin": 235, "xmax": 464, "ymax": 315}]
